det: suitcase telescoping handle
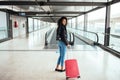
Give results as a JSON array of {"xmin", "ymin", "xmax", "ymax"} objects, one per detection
[{"xmin": 66, "ymin": 46, "xmax": 73, "ymax": 60}]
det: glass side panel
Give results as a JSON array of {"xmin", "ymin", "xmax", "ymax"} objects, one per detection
[
  {"xmin": 0, "ymin": 11, "xmax": 8, "ymax": 40},
  {"xmin": 109, "ymin": 2, "xmax": 120, "ymax": 52},
  {"xmin": 88, "ymin": 7, "xmax": 106, "ymax": 44}
]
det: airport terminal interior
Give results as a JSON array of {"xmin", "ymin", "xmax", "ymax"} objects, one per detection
[{"xmin": 0, "ymin": 0, "xmax": 120, "ymax": 80}]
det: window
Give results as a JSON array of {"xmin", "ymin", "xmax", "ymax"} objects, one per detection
[
  {"xmin": 68, "ymin": 19, "xmax": 72, "ymax": 28},
  {"xmin": 34, "ymin": 19, "xmax": 38, "ymax": 31},
  {"xmin": 88, "ymin": 8, "xmax": 106, "ymax": 44},
  {"xmin": 0, "ymin": 11, "xmax": 8, "ymax": 40},
  {"xmin": 77, "ymin": 15, "xmax": 84, "ymax": 30},
  {"xmin": 71, "ymin": 18, "xmax": 76, "ymax": 29},
  {"xmin": 109, "ymin": 2, "xmax": 120, "ymax": 51},
  {"xmin": 28, "ymin": 18, "xmax": 33, "ymax": 32}
]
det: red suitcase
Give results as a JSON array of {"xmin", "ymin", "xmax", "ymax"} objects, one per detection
[{"xmin": 65, "ymin": 59, "xmax": 80, "ymax": 80}]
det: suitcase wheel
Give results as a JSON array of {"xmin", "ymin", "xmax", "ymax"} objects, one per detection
[
  {"xmin": 66, "ymin": 77, "xmax": 69, "ymax": 80},
  {"xmin": 66, "ymin": 76, "xmax": 80, "ymax": 80},
  {"xmin": 77, "ymin": 76, "xmax": 80, "ymax": 78}
]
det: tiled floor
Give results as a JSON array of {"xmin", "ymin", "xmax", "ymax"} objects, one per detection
[
  {"xmin": 0, "ymin": 28, "xmax": 49, "ymax": 50},
  {"xmin": 0, "ymin": 51, "xmax": 120, "ymax": 80},
  {"xmin": 0, "ymin": 28, "xmax": 120, "ymax": 80}
]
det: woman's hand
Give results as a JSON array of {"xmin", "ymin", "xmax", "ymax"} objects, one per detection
[{"xmin": 67, "ymin": 44, "xmax": 71, "ymax": 48}]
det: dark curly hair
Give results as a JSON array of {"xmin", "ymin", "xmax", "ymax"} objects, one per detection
[{"xmin": 57, "ymin": 16, "xmax": 67, "ymax": 27}]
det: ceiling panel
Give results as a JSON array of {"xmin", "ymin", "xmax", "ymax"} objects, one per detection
[
  {"xmin": 52, "ymin": 6, "xmax": 97, "ymax": 12},
  {"xmin": 0, "ymin": 0, "xmax": 112, "ymax": 1},
  {"xmin": 50, "ymin": 0, "xmax": 112, "ymax": 2},
  {"xmin": 38, "ymin": 17, "xmax": 73, "ymax": 23},
  {"xmin": 0, "ymin": 0, "xmax": 114, "ymax": 22},
  {"xmin": 0, "ymin": 0, "xmax": 47, "ymax": 1}
]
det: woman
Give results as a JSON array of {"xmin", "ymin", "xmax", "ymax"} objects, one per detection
[{"xmin": 55, "ymin": 16, "xmax": 70, "ymax": 72}]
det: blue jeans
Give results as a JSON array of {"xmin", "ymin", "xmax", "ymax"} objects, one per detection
[{"xmin": 57, "ymin": 41, "xmax": 66, "ymax": 66}]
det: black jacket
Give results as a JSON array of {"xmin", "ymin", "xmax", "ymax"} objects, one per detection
[{"xmin": 56, "ymin": 25, "xmax": 69, "ymax": 45}]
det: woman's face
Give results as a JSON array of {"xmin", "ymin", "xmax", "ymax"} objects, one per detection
[{"xmin": 62, "ymin": 19, "xmax": 67, "ymax": 26}]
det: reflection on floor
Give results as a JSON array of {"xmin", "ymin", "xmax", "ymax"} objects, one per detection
[
  {"xmin": 0, "ymin": 28, "xmax": 48, "ymax": 50},
  {"xmin": 0, "ymin": 51, "xmax": 120, "ymax": 80},
  {"xmin": 0, "ymin": 29, "xmax": 120, "ymax": 80}
]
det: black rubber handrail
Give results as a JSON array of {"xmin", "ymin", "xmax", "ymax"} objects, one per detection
[
  {"xmin": 100, "ymin": 33, "xmax": 120, "ymax": 38},
  {"xmin": 68, "ymin": 28, "xmax": 99, "ymax": 45},
  {"xmin": 69, "ymin": 33, "xmax": 75, "ymax": 45},
  {"xmin": 45, "ymin": 29, "xmax": 75, "ymax": 46},
  {"xmin": 111, "ymin": 34, "xmax": 120, "ymax": 38},
  {"xmin": 45, "ymin": 29, "xmax": 53, "ymax": 46}
]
